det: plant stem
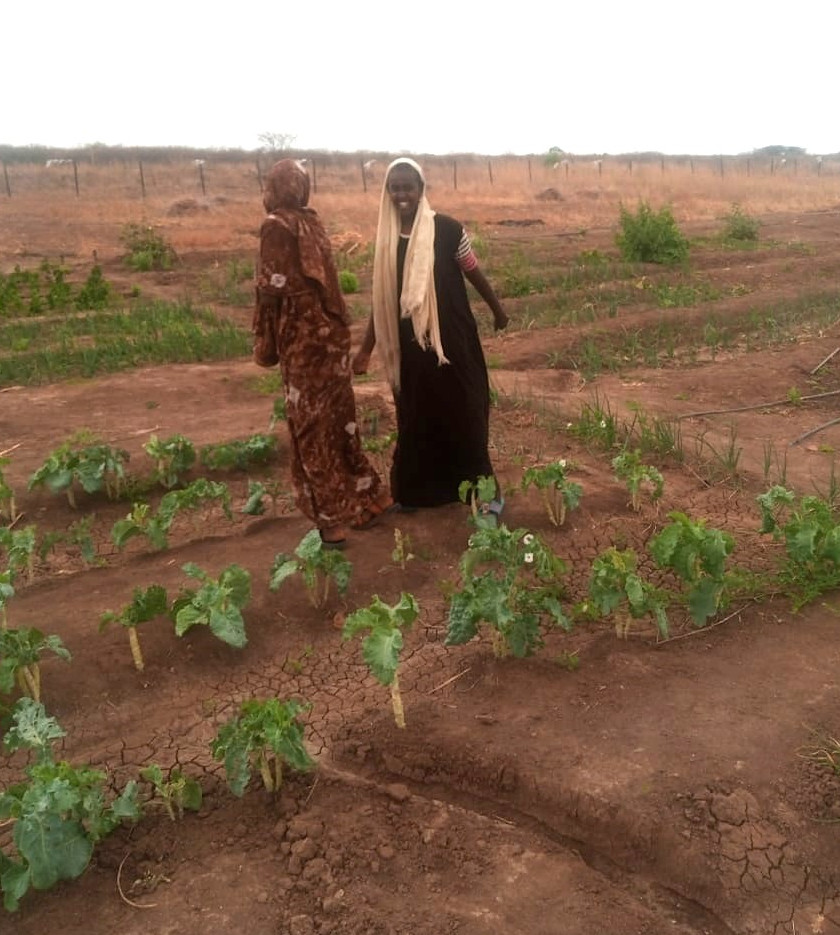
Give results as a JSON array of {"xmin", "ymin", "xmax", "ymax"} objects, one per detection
[
  {"xmin": 390, "ymin": 672, "xmax": 406, "ymax": 729},
  {"xmin": 541, "ymin": 489, "xmax": 557, "ymax": 526},
  {"xmin": 258, "ymin": 752, "xmax": 275, "ymax": 792},
  {"xmin": 128, "ymin": 627, "xmax": 145, "ymax": 672},
  {"xmin": 66, "ymin": 486, "xmax": 77, "ymax": 509},
  {"xmin": 22, "ymin": 664, "xmax": 40, "ymax": 702},
  {"xmin": 274, "ymin": 757, "xmax": 284, "ymax": 790}
]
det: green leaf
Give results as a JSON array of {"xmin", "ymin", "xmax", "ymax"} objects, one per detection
[
  {"xmin": 269, "ymin": 557, "xmax": 299, "ymax": 591},
  {"xmin": 0, "ymin": 856, "xmax": 30, "ymax": 912},
  {"xmin": 219, "ymin": 565, "xmax": 251, "ymax": 609},
  {"xmin": 15, "ymin": 812, "xmax": 93, "ymax": 890},
  {"xmin": 208, "ymin": 606, "xmax": 248, "ymax": 649},
  {"xmin": 445, "ymin": 591, "xmax": 480, "ymax": 646},
  {"xmin": 295, "ymin": 528, "xmax": 323, "ymax": 562},
  {"xmin": 362, "ymin": 628, "xmax": 403, "ymax": 685},
  {"xmin": 174, "ymin": 603, "xmax": 206, "ymax": 636},
  {"xmin": 687, "ymin": 578, "xmax": 722, "ymax": 627},
  {"xmin": 3, "ymin": 699, "xmax": 66, "ymax": 757}
]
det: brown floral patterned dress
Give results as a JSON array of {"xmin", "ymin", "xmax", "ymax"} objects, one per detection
[{"xmin": 253, "ymin": 160, "xmax": 384, "ymax": 528}]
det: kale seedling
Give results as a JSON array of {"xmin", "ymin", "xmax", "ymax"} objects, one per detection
[
  {"xmin": 210, "ymin": 698, "xmax": 313, "ymax": 795},
  {"xmin": 100, "ymin": 584, "xmax": 169, "ymax": 671},
  {"xmin": 342, "ymin": 593, "xmax": 419, "ymax": 728}
]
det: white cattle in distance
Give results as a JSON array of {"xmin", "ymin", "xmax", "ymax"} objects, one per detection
[{"xmin": 45, "ymin": 159, "xmax": 73, "ymax": 167}]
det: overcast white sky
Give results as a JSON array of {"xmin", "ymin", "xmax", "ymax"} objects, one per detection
[{"xmin": 4, "ymin": 1, "xmax": 838, "ymax": 156}]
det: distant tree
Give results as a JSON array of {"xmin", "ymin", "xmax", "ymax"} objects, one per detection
[
  {"xmin": 258, "ymin": 132, "xmax": 296, "ymax": 153},
  {"xmin": 752, "ymin": 145, "xmax": 806, "ymax": 157}
]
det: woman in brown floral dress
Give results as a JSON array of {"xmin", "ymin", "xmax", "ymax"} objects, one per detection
[{"xmin": 252, "ymin": 159, "xmax": 391, "ymax": 547}]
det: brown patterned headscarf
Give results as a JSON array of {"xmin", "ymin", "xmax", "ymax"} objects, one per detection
[
  {"xmin": 260, "ymin": 159, "xmax": 344, "ymax": 317},
  {"xmin": 263, "ymin": 158, "xmax": 311, "ymax": 212}
]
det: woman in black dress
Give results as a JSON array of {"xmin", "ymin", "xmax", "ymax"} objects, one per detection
[{"xmin": 353, "ymin": 158, "xmax": 508, "ymax": 511}]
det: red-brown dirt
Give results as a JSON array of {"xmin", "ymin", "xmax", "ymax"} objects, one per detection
[{"xmin": 2, "ymin": 196, "xmax": 840, "ymax": 935}]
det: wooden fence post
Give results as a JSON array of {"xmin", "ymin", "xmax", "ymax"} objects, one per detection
[
  {"xmin": 256, "ymin": 159, "xmax": 263, "ymax": 190},
  {"xmin": 598, "ymin": 160, "xmax": 603, "ymax": 177},
  {"xmin": 453, "ymin": 159, "xmax": 458, "ymax": 190},
  {"xmin": 628, "ymin": 159, "xmax": 633, "ymax": 174},
  {"xmin": 72, "ymin": 159, "xmax": 80, "ymax": 197},
  {"xmin": 487, "ymin": 160, "xmax": 493, "ymax": 185},
  {"xmin": 138, "ymin": 161, "xmax": 146, "ymax": 199},
  {"xmin": 311, "ymin": 158, "xmax": 317, "ymax": 193},
  {"xmin": 198, "ymin": 162, "xmax": 206, "ymax": 195},
  {"xmin": 2, "ymin": 162, "xmax": 10, "ymax": 198},
  {"xmin": 660, "ymin": 157, "xmax": 665, "ymax": 174},
  {"xmin": 690, "ymin": 159, "xmax": 694, "ymax": 174},
  {"xmin": 527, "ymin": 159, "xmax": 532, "ymax": 182},
  {"xmin": 360, "ymin": 158, "xmax": 367, "ymax": 193}
]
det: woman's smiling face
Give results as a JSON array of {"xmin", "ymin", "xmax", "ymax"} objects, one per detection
[{"xmin": 387, "ymin": 165, "xmax": 423, "ymax": 223}]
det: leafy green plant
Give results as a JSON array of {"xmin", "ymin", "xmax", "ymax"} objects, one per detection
[
  {"xmin": 0, "ymin": 699, "xmax": 140, "ymax": 912},
  {"xmin": 28, "ymin": 442, "xmax": 129, "ymax": 508},
  {"xmin": 99, "ymin": 585, "xmax": 169, "ymax": 671},
  {"xmin": 585, "ymin": 547, "xmax": 669, "ymax": 638},
  {"xmin": 121, "ymin": 223, "xmax": 176, "ymax": 271},
  {"xmin": 269, "ymin": 529, "xmax": 352, "ymax": 608},
  {"xmin": 342, "ymin": 593, "xmax": 419, "ymax": 728},
  {"xmin": 241, "ymin": 479, "xmax": 286, "ymax": 517},
  {"xmin": 722, "ymin": 204, "xmax": 760, "ymax": 242},
  {"xmin": 757, "ymin": 487, "xmax": 840, "ymax": 609},
  {"xmin": 521, "ymin": 460, "xmax": 583, "ymax": 526},
  {"xmin": 269, "ymin": 396, "xmax": 287, "ymax": 428},
  {"xmin": 567, "ymin": 396, "xmax": 620, "ymax": 450},
  {"xmin": 446, "ymin": 525, "xmax": 570, "ymax": 658},
  {"xmin": 0, "ymin": 525, "xmax": 37, "ymax": 583},
  {"xmin": 139, "ymin": 764, "xmax": 202, "ymax": 821},
  {"xmin": 0, "ymin": 458, "xmax": 18, "ymax": 524},
  {"xmin": 616, "ymin": 201, "xmax": 689, "ymax": 265},
  {"xmin": 458, "ymin": 475, "xmax": 498, "ymax": 528},
  {"xmin": 0, "ymin": 627, "xmax": 71, "ymax": 702},
  {"xmin": 210, "ymin": 698, "xmax": 313, "ymax": 796},
  {"xmin": 112, "ymin": 478, "xmax": 232, "ymax": 550},
  {"xmin": 338, "ymin": 270, "xmax": 359, "ymax": 294},
  {"xmin": 649, "ymin": 511, "xmax": 735, "ymax": 626},
  {"xmin": 170, "ymin": 563, "xmax": 251, "ymax": 649},
  {"xmin": 38, "ymin": 515, "xmax": 99, "ymax": 567},
  {"xmin": 143, "ymin": 434, "xmax": 196, "ymax": 489},
  {"xmin": 199, "ymin": 434, "xmax": 277, "ymax": 472},
  {"xmin": 74, "ymin": 266, "xmax": 111, "ymax": 310},
  {"xmin": 612, "ymin": 450, "xmax": 664, "ymax": 511}
]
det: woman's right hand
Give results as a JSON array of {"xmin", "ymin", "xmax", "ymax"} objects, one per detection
[{"xmin": 352, "ymin": 350, "xmax": 371, "ymax": 375}]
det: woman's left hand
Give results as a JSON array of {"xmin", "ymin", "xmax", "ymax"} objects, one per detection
[{"xmin": 493, "ymin": 310, "xmax": 509, "ymax": 331}]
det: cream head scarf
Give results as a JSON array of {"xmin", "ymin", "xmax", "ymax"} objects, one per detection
[{"xmin": 372, "ymin": 157, "xmax": 448, "ymax": 391}]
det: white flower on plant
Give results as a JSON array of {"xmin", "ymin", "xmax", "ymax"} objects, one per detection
[
  {"xmin": 523, "ymin": 552, "xmax": 535, "ymax": 564},
  {"xmin": 566, "ymin": 422, "xmax": 573, "ymax": 429},
  {"xmin": 522, "ymin": 534, "xmax": 535, "ymax": 545},
  {"xmin": 558, "ymin": 459, "xmax": 566, "ymax": 468},
  {"xmin": 599, "ymin": 420, "xmax": 607, "ymax": 429}
]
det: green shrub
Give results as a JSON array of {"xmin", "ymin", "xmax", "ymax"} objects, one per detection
[
  {"xmin": 616, "ymin": 202, "xmax": 689, "ymax": 265},
  {"xmin": 75, "ymin": 266, "xmax": 111, "ymax": 310},
  {"xmin": 338, "ymin": 270, "xmax": 359, "ymax": 294},
  {"xmin": 121, "ymin": 224, "xmax": 177, "ymax": 272},
  {"xmin": 722, "ymin": 204, "xmax": 760, "ymax": 242}
]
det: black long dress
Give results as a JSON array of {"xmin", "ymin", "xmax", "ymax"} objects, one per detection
[{"xmin": 391, "ymin": 214, "xmax": 493, "ymax": 508}]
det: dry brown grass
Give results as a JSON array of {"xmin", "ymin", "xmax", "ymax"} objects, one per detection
[{"xmin": 2, "ymin": 154, "xmax": 839, "ymax": 265}]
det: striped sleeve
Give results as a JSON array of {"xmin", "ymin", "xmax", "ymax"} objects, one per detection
[{"xmin": 455, "ymin": 229, "xmax": 479, "ymax": 272}]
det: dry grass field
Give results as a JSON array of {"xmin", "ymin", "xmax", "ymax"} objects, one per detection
[{"xmin": 3, "ymin": 149, "xmax": 840, "ymax": 935}]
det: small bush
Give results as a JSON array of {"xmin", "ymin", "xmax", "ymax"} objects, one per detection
[
  {"xmin": 616, "ymin": 202, "xmax": 689, "ymax": 265},
  {"xmin": 722, "ymin": 204, "xmax": 760, "ymax": 242},
  {"xmin": 75, "ymin": 266, "xmax": 111, "ymax": 310},
  {"xmin": 121, "ymin": 223, "xmax": 177, "ymax": 272},
  {"xmin": 338, "ymin": 270, "xmax": 359, "ymax": 294}
]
